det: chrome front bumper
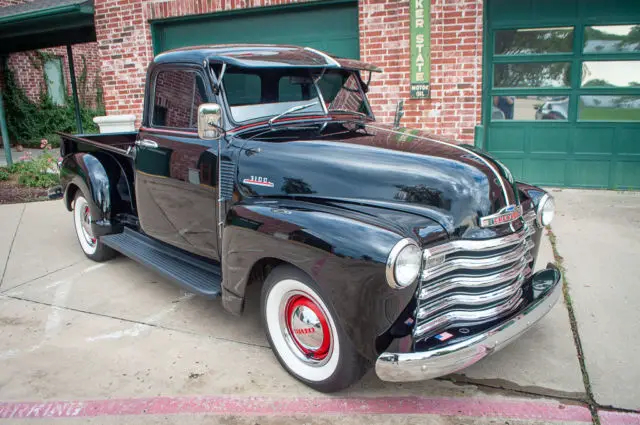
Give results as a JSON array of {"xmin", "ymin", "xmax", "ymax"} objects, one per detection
[{"xmin": 375, "ymin": 266, "xmax": 562, "ymax": 382}]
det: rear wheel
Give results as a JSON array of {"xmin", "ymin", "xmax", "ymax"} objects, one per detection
[
  {"xmin": 73, "ymin": 192, "xmax": 116, "ymax": 262},
  {"xmin": 261, "ymin": 265, "xmax": 369, "ymax": 393}
]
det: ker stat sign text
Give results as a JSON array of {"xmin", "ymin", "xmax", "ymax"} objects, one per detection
[{"xmin": 410, "ymin": 0, "xmax": 431, "ymax": 99}]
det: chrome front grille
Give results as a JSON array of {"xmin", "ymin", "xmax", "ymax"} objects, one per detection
[{"xmin": 413, "ymin": 211, "xmax": 538, "ymax": 340}]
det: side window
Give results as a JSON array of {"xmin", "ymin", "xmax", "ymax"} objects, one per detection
[{"xmin": 152, "ymin": 70, "xmax": 207, "ymax": 128}]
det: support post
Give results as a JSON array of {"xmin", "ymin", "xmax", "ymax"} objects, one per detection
[
  {"xmin": 0, "ymin": 56, "xmax": 12, "ymax": 166},
  {"xmin": 66, "ymin": 44, "xmax": 83, "ymax": 134},
  {"xmin": 0, "ymin": 89, "xmax": 12, "ymax": 166}
]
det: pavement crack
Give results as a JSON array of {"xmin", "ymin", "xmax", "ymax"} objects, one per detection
[
  {"xmin": 442, "ymin": 375, "xmax": 587, "ymax": 402},
  {"xmin": 547, "ymin": 226, "xmax": 601, "ymax": 425},
  {"xmin": 0, "ymin": 260, "xmax": 84, "ymax": 294},
  {"xmin": 3, "ymin": 294, "xmax": 271, "ymax": 351},
  {"xmin": 0, "ymin": 204, "xmax": 25, "ymax": 290}
]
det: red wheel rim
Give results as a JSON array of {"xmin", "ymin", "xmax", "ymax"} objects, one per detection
[{"xmin": 284, "ymin": 295, "xmax": 331, "ymax": 361}]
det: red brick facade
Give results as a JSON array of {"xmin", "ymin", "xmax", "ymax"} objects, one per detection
[
  {"xmin": 5, "ymin": 44, "xmax": 102, "ymax": 108},
  {"xmin": 94, "ymin": 0, "xmax": 483, "ymax": 143}
]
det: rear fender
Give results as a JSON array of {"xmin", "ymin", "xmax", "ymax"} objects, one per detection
[{"xmin": 60, "ymin": 153, "xmax": 123, "ymax": 236}]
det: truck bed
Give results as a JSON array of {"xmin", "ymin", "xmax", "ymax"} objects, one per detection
[{"xmin": 58, "ymin": 131, "xmax": 137, "ymax": 157}]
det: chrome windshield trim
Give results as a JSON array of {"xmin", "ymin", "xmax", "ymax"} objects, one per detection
[
  {"xmin": 416, "ymin": 275, "xmax": 524, "ymax": 320},
  {"xmin": 418, "ymin": 260, "xmax": 531, "ymax": 300},
  {"xmin": 413, "ymin": 290, "xmax": 524, "ymax": 338}
]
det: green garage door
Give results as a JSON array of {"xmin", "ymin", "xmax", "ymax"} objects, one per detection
[
  {"xmin": 151, "ymin": 0, "xmax": 359, "ymax": 59},
  {"xmin": 483, "ymin": 0, "xmax": 640, "ymax": 189}
]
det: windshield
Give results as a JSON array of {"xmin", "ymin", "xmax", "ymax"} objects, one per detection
[{"xmin": 218, "ymin": 66, "xmax": 372, "ymax": 123}]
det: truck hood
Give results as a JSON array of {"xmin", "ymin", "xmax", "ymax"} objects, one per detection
[{"xmin": 234, "ymin": 121, "xmax": 519, "ymax": 237}]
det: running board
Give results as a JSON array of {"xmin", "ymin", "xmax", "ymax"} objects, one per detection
[{"xmin": 102, "ymin": 228, "xmax": 222, "ymax": 298}]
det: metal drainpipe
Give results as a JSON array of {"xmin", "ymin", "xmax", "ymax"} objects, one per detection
[
  {"xmin": 0, "ymin": 55, "xmax": 12, "ymax": 166},
  {"xmin": 66, "ymin": 44, "xmax": 83, "ymax": 134}
]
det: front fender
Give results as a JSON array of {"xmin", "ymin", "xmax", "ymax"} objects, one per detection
[{"xmin": 221, "ymin": 199, "xmax": 439, "ymax": 360}]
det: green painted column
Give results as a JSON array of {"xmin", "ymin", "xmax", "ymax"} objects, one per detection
[
  {"xmin": 66, "ymin": 44, "xmax": 83, "ymax": 134},
  {"xmin": 0, "ymin": 87, "xmax": 12, "ymax": 166}
]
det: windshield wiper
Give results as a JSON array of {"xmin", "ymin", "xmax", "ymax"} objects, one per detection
[{"xmin": 268, "ymin": 101, "xmax": 320, "ymax": 128}]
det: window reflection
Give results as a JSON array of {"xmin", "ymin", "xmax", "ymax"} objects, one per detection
[
  {"xmin": 492, "ymin": 96, "xmax": 568, "ymax": 121},
  {"xmin": 494, "ymin": 63, "xmax": 571, "ymax": 88},
  {"xmin": 584, "ymin": 25, "xmax": 640, "ymax": 53},
  {"xmin": 579, "ymin": 95, "xmax": 640, "ymax": 121},
  {"xmin": 582, "ymin": 61, "xmax": 640, "ymax": 87},
  {"xmin": 495, "ymin": 27, "xmax": 573, "ymax": 55}
]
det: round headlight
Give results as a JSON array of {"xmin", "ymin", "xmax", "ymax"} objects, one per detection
[
  {"xmin": 386, "ymin": 239, "xmax": 421, "ymax": 289},
  {"xmin": 536, "ymin": 194, "xmax": 555, "ymax": 226}
]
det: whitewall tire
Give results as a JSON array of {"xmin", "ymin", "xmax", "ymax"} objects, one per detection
[
  {"xmin": 72, "ymin": 192, "xmax": 116, "ymax": 262},
  {"xmin": 261, "ymin": 265, "xmax": 369, "ymax": 392}
]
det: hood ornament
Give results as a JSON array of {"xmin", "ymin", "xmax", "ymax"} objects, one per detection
[{"xmin": 479, "ymin": 205, "xmax": 522, "ymax": 228}]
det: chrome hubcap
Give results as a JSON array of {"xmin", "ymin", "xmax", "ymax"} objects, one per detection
[
  {"xmin": 77, "ymin": 200, "xmax": 96, "ymax": 247},
  {"xmin": 281, "ymin": 293, "xmax": 332, "ymax": 365},
  {"xmin": 290, "ymin": 304, "xmax": 324, "ymax": 351}
]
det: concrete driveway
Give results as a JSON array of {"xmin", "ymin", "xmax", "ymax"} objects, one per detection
[{"xmin": 0, "ymin": 191, "xmax": 638, "ymax": 424}]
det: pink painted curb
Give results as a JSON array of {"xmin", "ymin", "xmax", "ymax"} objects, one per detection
[
  {"xmin": 0, "ymin": 395, "xmax": 592, "ymax": 422},
  {"xmin": 600, "ymin": 410, "xmax": 640, "ymax": 425}
]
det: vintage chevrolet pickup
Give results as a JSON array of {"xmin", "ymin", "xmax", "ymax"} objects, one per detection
[{"xmin": 59, "ymin": 44, "xmax": 561, "ymax": 393}]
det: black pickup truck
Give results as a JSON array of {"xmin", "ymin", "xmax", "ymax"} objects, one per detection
[{"xmin": 59, "ymin": 44, "xmax": 561, "ymax": 393}]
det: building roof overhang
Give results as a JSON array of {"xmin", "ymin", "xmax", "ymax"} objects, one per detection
[{"xmin": 0, "ymin": 0, "xmax": 95, "ymax": 55}]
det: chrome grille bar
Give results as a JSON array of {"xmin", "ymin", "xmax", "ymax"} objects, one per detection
[
  {"xmin": 416, "ymin": 274, "xmax": 525, "ymax": 320},
  {"xmin": 418, "ymin": 260, "xmax": 531, "ymax": 301},
  {"xmin": 422, "ymin": 239, "xmax": 535, "ymax": 281},
  {"xmin": 414, "ymin": 291, "xmax": 524, "ymax": 337},
  {"xmin": 414, "ymin": 213, "xmax": 540, "ymax": 340}
]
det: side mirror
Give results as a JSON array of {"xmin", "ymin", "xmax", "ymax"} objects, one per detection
[{"xmin": 198, "ymin": 103, "xmax": 223, "ymax": 140}]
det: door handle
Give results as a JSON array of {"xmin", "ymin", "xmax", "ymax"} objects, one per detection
[{"xmin": 136, "ymin": 139, "xmax": 158, "ymax": 148}]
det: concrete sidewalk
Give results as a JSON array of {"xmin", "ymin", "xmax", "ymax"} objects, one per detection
[
  {"xmin": 550, "ymin": 189, "xmax": 640, "ymax": 411},
  {"xmin": 0, "ymin": 193, "xmax": 637, "ymax": 424}
]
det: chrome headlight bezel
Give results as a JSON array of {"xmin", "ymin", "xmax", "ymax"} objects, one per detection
[
  {"xmin": 535, "ymin": 193, "xmax": 555, "ymax": 227},
  {"xmin": 386, "ymin": 238, "xmax": 422, "ymax": 289}
]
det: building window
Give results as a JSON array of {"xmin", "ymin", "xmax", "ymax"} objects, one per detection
[
  {"xmin": 152, "ymin": 70, "xmax": 207, "ymax": 129},
  {"xmin": 44, "ymin": 58, "xmax": 65, "ymax": 106}
]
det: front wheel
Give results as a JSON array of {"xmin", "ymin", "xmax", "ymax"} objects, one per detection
[
  {"xmin": 261, "ymin": 265, "xmax": 370, "ymax": 392},
  {"xmin": 73, "ymin": 192, "xmax": 116, "ymax": 262}
]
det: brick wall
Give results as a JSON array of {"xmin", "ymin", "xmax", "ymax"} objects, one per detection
[
  {"xmin": 94, "ymin": 0, "xmax": 483, "ymax": 142},
  {"xmin": 4, "ymin": 44, "xmax": 102, "ymax": 109}
]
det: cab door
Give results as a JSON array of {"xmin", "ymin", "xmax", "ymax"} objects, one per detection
[{"xmin": 135, "ymin": 66, "xmax": 221, "ymax": 259}]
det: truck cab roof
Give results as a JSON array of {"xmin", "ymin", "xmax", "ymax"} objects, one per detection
[{"xmin": 153, "ymin": 44, "xmax": 382, "ymax": 72}]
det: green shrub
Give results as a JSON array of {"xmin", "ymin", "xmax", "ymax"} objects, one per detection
[
  {"xmin": 0, "ymin": 168, "xmax": 9, "ymax": 181},
  {"xmin": 8, "ymin": 150, "xmax": 60, "ymax": 188},
  {"xmin": 1, "ymin": 63, "xmax": 103, "ymax": 148}
]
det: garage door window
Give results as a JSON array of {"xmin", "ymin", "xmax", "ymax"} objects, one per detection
[
  {"xmin": 494, "ymin": 62, "xmax": 571, "ymax": 88},
  {"xmin": 495, "ymin": 27, "xmax": 573, "ymax": 55},
  {"xmin": 579, "ymin": 24, "xmax": 640, "ymax": 122},
  {"xmin": 583, "ymin": 25, "xmax": 640, "ymax": 54},
  {"xmin": 579, "ymin": 95, "xmax": 640, "ymax": 121}
]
